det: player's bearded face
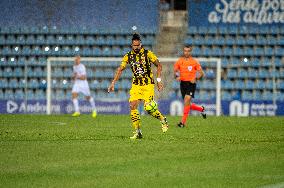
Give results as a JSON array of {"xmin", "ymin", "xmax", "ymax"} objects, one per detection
[
  {"xmin": 183, "ymin": 47, "xmax": 192, "ymax": 58},
  {"xmin": 132, "ymin": 40, "xmax": 142, "ymax": 53}
]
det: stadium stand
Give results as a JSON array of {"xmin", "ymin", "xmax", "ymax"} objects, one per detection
[
  {"xmin": 182, "ymin": 25, "xmax": 283, "ymax": 101},
  {"xmin": 0, "ymin": 0, "xmax": 283, "ymax": 104}
]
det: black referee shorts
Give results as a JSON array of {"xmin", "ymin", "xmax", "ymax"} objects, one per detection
[{"xmin": 180, "ymin": 81, "xmax": 196, "ymax": 99}]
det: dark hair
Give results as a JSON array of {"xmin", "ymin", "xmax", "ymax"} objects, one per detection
[
  {"xmin": 132, "ymin": 33, "xmax": 141, "ymax": 41},
  {"xmin": 184, "ymin": 45, "xmax": 192, "ymax": 48}
]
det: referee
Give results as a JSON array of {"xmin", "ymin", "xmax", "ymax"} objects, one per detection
[{"xmin": 174, "ymin": 45, "xmax": 206, "ymax": 127}]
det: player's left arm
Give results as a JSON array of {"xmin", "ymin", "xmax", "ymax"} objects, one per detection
[
  {"xmin": 149, "ymin": 50, "xmax": 163, "ymax": 91},
  {"xmin": 152, "ymin": 59, "xmax": 163, "ymax": 91}
]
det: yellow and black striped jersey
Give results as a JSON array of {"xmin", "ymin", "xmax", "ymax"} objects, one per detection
[{"xmin": 120, "ymin": 48, "xmax": 158, "ymax": 86}]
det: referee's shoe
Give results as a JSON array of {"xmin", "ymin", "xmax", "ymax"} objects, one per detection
[{"xmin": 201, "ymin": 106, "xmax": 206, "ymax": 119}]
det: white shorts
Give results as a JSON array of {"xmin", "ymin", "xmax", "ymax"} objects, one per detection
[{"xmin": 72, "ymin": 80, "xmax": 91, "ymax": 96}]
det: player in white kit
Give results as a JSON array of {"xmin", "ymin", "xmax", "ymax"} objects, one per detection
[{"xmin": 72, "ymin": 56, "xmax": 97, "ymax": 118}]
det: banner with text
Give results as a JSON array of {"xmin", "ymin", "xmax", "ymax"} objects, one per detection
[
  {"xmin": 188, "ymin": 0, "xmax": 284, "ymax": 26},
  {"xmin": 0, "ymin": 99, "xmax": 283, "ymax": 116}
]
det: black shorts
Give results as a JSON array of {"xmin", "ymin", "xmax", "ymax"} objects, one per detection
[{"xmin": 180, "ymin": 81, "xmax": 196, "ymax": 99}]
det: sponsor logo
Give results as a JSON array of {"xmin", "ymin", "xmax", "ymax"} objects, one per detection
[{"xmin": 7, "ymin": 100, "xmax": 18, "ymax": 113}]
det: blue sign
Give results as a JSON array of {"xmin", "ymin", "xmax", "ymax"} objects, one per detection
[
  {"xmin": 0, "ymin": 99, "xmax": 283, "ymax": 116},
  {"xmin": 188, "ymin": 0, "xmax": 284, "ymax": 26}
]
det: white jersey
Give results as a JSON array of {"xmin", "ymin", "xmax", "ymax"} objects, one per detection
[{"xmin": 72, "ymin": 63, "xmax": 91, "ymax": 96}]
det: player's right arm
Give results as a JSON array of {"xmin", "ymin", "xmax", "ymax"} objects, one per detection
[
  {"xmin": 108, "ymin": 54, "xmax": 128, "ymax": 93},
  {"xmin": 174, "ymin": 59, "xmax": 181, "ymax": 81}
]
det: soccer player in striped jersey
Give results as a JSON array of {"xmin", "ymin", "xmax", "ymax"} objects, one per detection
[
  {"xmin": 174, "ymin": 45, "xmax": 206, "ymax": 128},
  {"xmin": 108, "ymin": 33, "xmax": 168, "ymax": 139}
]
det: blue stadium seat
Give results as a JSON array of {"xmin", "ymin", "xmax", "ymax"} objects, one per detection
[
  {"xmin": 276, "ymin": 92, "xmax": 284, "ymax": 101},
  {"xmin": 117, "ymin": 90, "xmax": 128, "ymax": 99},
  {"xmin": 212, "ymin": 47, "xmax": 222, "ymax": 56},
  {"xmin": 222, "ymin": 80, "xmax": 234, "ymax": 89},
  {"xmin": 18, "ymin": 79, "xmax": 26, "ymax": 88},
  {"xmin": 188, "ymin": 26, "xmax": 198, "ymax": 34},
  {"xmin": 92, "ymin": 47, "xmax": 102, "ymax": 56},
  {"xmin": 274, "ymin": 58, "xmax": 282, "ymax": 67},
  {"xmin": 102, "ymin": 47, "xmax": 111, "ymax": 56},
  {"xmin": 61, "ymin": 46, "xmax": 72, "ymax": 56},
  {"xmin": 214, "ymin": 36, "xmax": 226, "ymax": 45},
  {"xmin": 6, "ymin": 35, "xmax": 16, "ymax": 44},
  {"xmin": 233, "ymin": 47, "xmax": 243, "ymax": 56},
  {"xmin": 245, "ymin": 80, "xmax": 254, "ymax": 89},
  {"xmin": 223, "ymin": 47, "xmax": 233, "ymax": 56},
  {"xmin": 1, "ymin": 46, "xmax": 12, "ymax": 55},
  {"xmin": 82, "ymin": 46, "xmax": 92, "ymax": 56},
  {"xmin": 265, "ymin": 80, "xmax": 274, "ymax": 89},
  {"xmin": 46, "ymin": 35, "xmax": 56, "ymax": 45},
  {"xmin": 14, "ymin": 89, "xmax": 24, "ymax": 99},
  {"xmin": 0, "ymin": 35, "xmax": 5, "ymax": 44},
  {"xmin": 247, "ymin": 69, "xmax": 258, "ymax": 78},
  {"xmin": 115, "ymin": 35, "xmax": 127, "ymax": 45},
  {"xmin": 22, "ymin": 46, "xmax": 32, "ymax": 55},
  {"xmin": 4, "ymin": 89, "xmax": 14, "ymax": 99},
  {"xmin": 75, "ymin": 35, "xmax": 85, "ymax": 45},
  {"xmin": 218, "ymin": 26, "xmax": 228, "ymax": 34},
  {"xmin": 90, "ymin": 80, "xmax": 99, "ymax": 89},
  {"xmin": 31, "ymin": 46, "xmax": 43, "ymax": 56},
  {"xmin": 121, "ymin": 79, "xmax": 131, "ymax": 89},
  {"xmin": 205, "ymin": 69, "xmax": 215, "ymax": 79},
  {"xmin": 63, "ymin": 68, "xmax": 73, "ymax": 78},
  {"xmin": 28, "ymin": 79, "xmax": 39, "ymax": 88},
  {"xmin": 171, "ymin": 81, "xmax": 179, "ymax": 89},
  {"xmin": 16, "ymin": 35, "xmax": 25, "ymax": 45},
  {"xmin": 111, "ymin": 46, "xmax": 122, "ymax": 56},
  {"xmin": 262, "ymin": 91, "xmax": 272, "ymax": 100},
  {"xmin": 235, "ymin": 36, "xmax": 245, "ymax": 45},
  {"xmin": 27, "ymin": 90, "xmax": 35, "ymax": 100},
  {"xmin": 221, "ymin": 58, "xmax": 229, "ymax": 67},
  {"xmin": 264, "ymin": 47, "xmax": 274, "ymax": 56},
  {"xmin": 26, "ymin": 35, "xmax": 35, "ymax": 44},
  {"xmin": 238, "ymin": 68, "xmax": 248, "ymax": 78},
  {"xmin": 36, "ymin": 35, "xmax": 45, "ymax": 44},
  {"xmin": 242, "ymin": 91, "xmax": 253, "ymax": 100},
  {"xmin": 192, "ymin": 46, "xmax": 201, "ymax": 56},
  {"xmin": 254, "ymin": 47, "xmax": 264, "ymax": 56},
  {"xmin": 258, "ymin": 69, "xmax": 269, "ymax": 78},
  {"xmin": 100, "ymin": 80, "xmax": 110, "ymax": 89},
  {"xmin": 86, "ymin": 36, "xmax": 95, "ymax": 45},
  {"xmin": 243, "ymin": 47, "xmax": 254, "ymax": 56},
  {"xmin": 94, "ymin": 68, "xmax": 104, "ymax": 78},
  {"xmin": 3, "ymin": 67, "xmax": 13, "ymax": 77},
  {"xmin": 8, "ymin": 79, "xmax": 18, "ymax": 88},
  {"xmin": 52, "ymin": 68, "xmax": 64, "ymax": 77},
  {"xmin": 256, "ymin": 81, "xmax": 266, "ymax": 89},
  {"xmin": 275, "ymin": 47, "xmax": 284, "ymax": 56},
  {"xmin": 256, "ymin": 35, "xmax": 266, "ymax": 45},
  {"xmin": 257, "ymin": 26, "xmax": 270, "ymax": 34},
  {"xmin": 66, "ymin": 35, "xmax": 75, "ymax": 44},
  {"xmin": 207, "ymin": 26, "xmax": 217, "ymax": 34},
  {"xmin": 246, "ymin": 36, "xmax": 256, "ymax": 45},
  {"xmin": 225, "ymin": 36, "xmax": 235, "ymax": 45},
  {"xmin": 35, "ymin": 90, "xmax": 45, "ymax": 100},
  {"xmin": 252, "ymin": 91, "xmax": 262, "ymax": 100},
  {"xmin": 267, "ymin": 36, "xmax": 277, "ymax": 45},
  {"xmin": 227, "ymin": 69, "xmax": 237, "ymax": 78},
  {"xmin": 234, "ymin": 80, "xmax": 245, "ymax": 89}
]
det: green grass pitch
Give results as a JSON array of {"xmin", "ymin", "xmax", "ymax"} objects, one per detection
[{"xmin": 0, "ymin": 114, "xmax": 283, "ymax": 188}]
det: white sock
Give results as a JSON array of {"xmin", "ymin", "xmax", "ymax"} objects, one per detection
[
  {"xmin": 72, "ymin": 98, "xmax": 79, "ymax": 112},
  {"xmin": 89, "ymin": 97, "xmax": 96, "ymax": 111},
  {"xmin": 137, "ymin": 129, "xmax": 142, "ymax": 134}
]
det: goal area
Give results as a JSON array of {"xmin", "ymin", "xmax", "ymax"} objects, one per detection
[{"xmin": 46, "ymin": 57, "xmax": 221, "ymax": 116}]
